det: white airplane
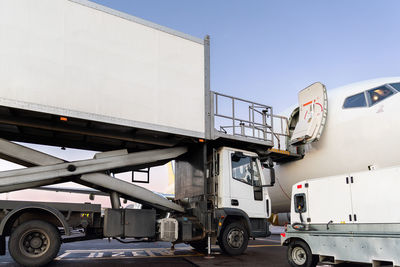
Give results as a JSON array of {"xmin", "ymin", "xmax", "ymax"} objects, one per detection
[{"xmin": 267, "ymin": 77, "xmax": 400, "ymax": 222}]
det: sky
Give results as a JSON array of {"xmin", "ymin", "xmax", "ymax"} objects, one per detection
[
  {"xmin": 92, "ymin": 0, "xmax": 400, "ymax": 112},
  {"xmin": 2, "ymin": 0, "xmax": 400, "ymax": 206}
]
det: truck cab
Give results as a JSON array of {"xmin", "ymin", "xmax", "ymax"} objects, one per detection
[
  {"xmin": 175, "ymin": 146, "xmax": 274, "ymax": 256},
  {"xmin": 217, "ymin": 147, "xmax": 271, "ymax": 220}
]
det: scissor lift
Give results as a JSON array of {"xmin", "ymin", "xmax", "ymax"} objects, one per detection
[{"xmin": 0, "ymin": 138, "xmax": 185, "ymax": 212}]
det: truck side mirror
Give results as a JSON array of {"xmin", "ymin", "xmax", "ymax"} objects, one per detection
[{"xmin": 262, "ymin": 165, "xmax": 275, "ymax": 187}]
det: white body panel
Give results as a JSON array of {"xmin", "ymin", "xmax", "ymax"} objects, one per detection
[
  {"xmin": 291, "ymin": 165, "xmax": 400, "ymax": 224},
  {"xmin": 269, "ymin": 77, "xmax": 400, "ymax": 212},
  {"xmin": 0, "ymin": 0, "xmax": 205, "ymax": 137},
  {"xmin": 302, "ymin": 175, "xmax": 353, "ymax": 224},
  {"xmin": 350, "ymin": 167, "xmax": 400, "ymax": 223}
]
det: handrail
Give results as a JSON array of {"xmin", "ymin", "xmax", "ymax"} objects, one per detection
[{"xmin": 212, "ymin": 91, "xmax": 290, "ymax": 149}]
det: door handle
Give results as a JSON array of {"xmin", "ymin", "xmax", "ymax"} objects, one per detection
[{"xmin": 231, "ymin": 199, "xmax": 239, "ymax": 206}]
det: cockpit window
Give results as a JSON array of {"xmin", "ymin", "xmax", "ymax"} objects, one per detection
[
  {"xmin": 343, "ymin": 92, "xmax": 367, "ymax": 108},
  {"xmin": 389, "ymin": 83, "xmax": 400, "ymax": 92},
  {"xmin": 367, "ymin": 86, "xmax": 394, "ymax": 106}
]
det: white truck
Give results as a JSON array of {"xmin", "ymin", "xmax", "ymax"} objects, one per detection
[
  {"xmin": 281, "ymin": 166, "xmax": 400, "ymax": 267},
  {"xmin": 0, "ymin": 0, "xmax": 289, "ymax": 266}
]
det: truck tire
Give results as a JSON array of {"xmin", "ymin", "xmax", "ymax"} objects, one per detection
[
  {"xmin": 8, "ymin": 220, "xmax": 61, "ymax": 267},
  {"xmin": 287, "ymin": 240, "xmax": 318, "ymax": 267},
  {"xmin": 218, "ymin": 222, "xmax": 249, "ymax": 256}
]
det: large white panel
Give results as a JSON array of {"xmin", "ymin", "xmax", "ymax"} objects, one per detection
[
  {"xmin": 0, "ymin": 0, "xmax": 205, "ymax": 137},
  {"xmin": 350, "ymin": 167, "xmax": 400, "ymax": 223},
  {"xmin": 306, "ymin": 175, "xmax": 353, "ymax": 224}
]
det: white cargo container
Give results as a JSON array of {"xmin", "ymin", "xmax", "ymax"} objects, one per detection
[
  {"xmin": 0, "ymin": 0, "xmax": 207, "ymax": 138},
  {"xmin": 281, "ymin": 166, "xmax": 400, "ymax": 267},
  {"xmin": 0, "ymin": 0, "xmax": 284, "ymax": 155}
]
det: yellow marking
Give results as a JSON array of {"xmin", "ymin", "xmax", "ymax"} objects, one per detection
[
  {"xmin": 248, "ymin": 244, "xmax": 281, "ymax": 248},
  {"xmin": 268, "ymin": 148, "xmax": 290, "ymax": 155}
]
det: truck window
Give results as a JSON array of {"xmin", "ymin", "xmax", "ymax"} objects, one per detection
[
  {"xmin": 231, "ymin": 155, "xmax": 252, "ymax": 185},
  {"xmin": 343, "ymin": 92, "xmax": 367, "ymax": 109},
  {"xmin": 368, "ymin": 86, "xmax": 394, "ymax": 106},
  {"xmin": 252, "ymin": 158, "xmax": 263, "ymax": 201},
  {"xmin": 389, "ymin": 82, "xmax": 400, "ymax": 92},
  {"xmin": 252, "ymin": 159, "xmax": 261, "ymax": 187}
]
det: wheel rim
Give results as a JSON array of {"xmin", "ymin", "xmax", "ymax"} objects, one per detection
[
  {"xmin": 19, "ymin": 228, "xmax": 50, "ymax": 258},
  {"xmin": 226, "ymin": 228, "xmax": 244, "ymax": 249},
  {"xmin": 292, "ymin": 246, "xmax": 307, "ymax": 265}
]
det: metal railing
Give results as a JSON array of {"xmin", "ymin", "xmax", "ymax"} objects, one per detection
[{"xmin": 212, "ymin": 91, "xmax": 289, "ymax": 149}]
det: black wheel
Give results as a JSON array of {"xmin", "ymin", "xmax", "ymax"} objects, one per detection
[
  {"xmin": 218, "ymin": 222, "xmax": 249, "ymax": 256},
  {"xmin": 9, "ymin": 220, "xmax": 61, "ymax": 267},
  {"xmin": 287, "ymin": 240, "xmax": 319, "ymax": 267},
  {"xmin": 188, "ymin": 238, "xmax": 208, "ymax": 253}
]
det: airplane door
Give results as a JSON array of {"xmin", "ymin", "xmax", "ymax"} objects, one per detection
[{"xmin": 290, "ymin": 82, "xmax": 328, "ymax": 145}]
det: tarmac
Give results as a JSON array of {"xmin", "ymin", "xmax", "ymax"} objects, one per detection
[{"xmin": 0, "ymin": 235, "xmax": 290, "ymax": 267}]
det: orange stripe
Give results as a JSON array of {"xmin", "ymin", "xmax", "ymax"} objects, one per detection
[{"xmin": 303, "ymin": 100, "xmax": 312, "ymax": 106}]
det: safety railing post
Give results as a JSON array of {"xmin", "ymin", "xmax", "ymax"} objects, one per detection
[{"xmin": 240, "ymin": 121, "xmax": 245, "ymax": 136}]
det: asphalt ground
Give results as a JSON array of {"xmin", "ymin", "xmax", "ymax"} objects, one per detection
[{"xmin": 0, "ymin": 235, "xmax": 290, "ymax": 267}]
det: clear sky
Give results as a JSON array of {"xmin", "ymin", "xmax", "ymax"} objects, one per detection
[{"xmin": 91, "ymin": 0, "xmax": 400, "ymax": 112}]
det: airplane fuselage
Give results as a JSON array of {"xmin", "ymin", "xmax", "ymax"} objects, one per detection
[{"xmin": 269, "ymin": 77, "xmax": 400, "ymax": 212}]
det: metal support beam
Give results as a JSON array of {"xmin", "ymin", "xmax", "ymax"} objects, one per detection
[
  {"xmin": 110, "ymin": 191, "xmax": 121, "ymax": 209},
  {"xmin": 80, "ymin": 173, "xmax": 184, "ymax": 212},
  {"xmin": 0, "ymin": 147, "xmax": 188, "ymax": 191},
  {"xmin": 0, "ymin": 138, "xmax": 65, "ymax": 167}
]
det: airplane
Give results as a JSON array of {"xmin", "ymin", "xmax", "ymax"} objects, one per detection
[{"xmin": 266, "ymin": 76, "xmax": 400, "ymax": 224}]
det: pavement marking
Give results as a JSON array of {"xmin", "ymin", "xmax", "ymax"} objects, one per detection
[
  {"xmin": 62, "ymin": 247, "xmax": 189, "ymax": 253},
  {"xmin": 53, "ymin": 242, "xmax": 279, "ymax": 261},
  {"xmin": 54, "ymin": 253, "xmax": 204, "ymax": 262},
  {"xmin": 144, "ymin": 249, "xmax": 156, "ymax": 257},
  {"xmin": 54, "ymin": 247, "xmax": 203, "ymax": 261},
  {"xmin": 112, "ymin": 252, "xmax": 125, "ymax": 257},
  {"xmin": 55, "ymin": 252, "xmax": 70, "ymax": 260},
  {"xmin": 248, "ymin": 244, "xmax": 281, "ymax": 248}
]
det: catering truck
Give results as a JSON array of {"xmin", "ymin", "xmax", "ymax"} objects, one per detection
[
  {"xmin": 0, "ymin": 0, "xmax": 290, "ymax": 266},
  {"xmin": 281, "ymin": 166, "xmax": 400, "ymax": 267}
]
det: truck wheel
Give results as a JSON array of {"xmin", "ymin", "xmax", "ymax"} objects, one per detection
[
  {"xmin": 8, "ymin": 220, "xmax": 61, "ymax": 267},
  {"xmin": 287, "ymin": 240, "xmax": 318, "ymax": 267},
  {"xmin": 189, "ymin": 238, "xmax": 208, "ymax": 252},
  {"xmin": 218, "ymin": 222, "xmax": 249, "ymax": 256}
]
